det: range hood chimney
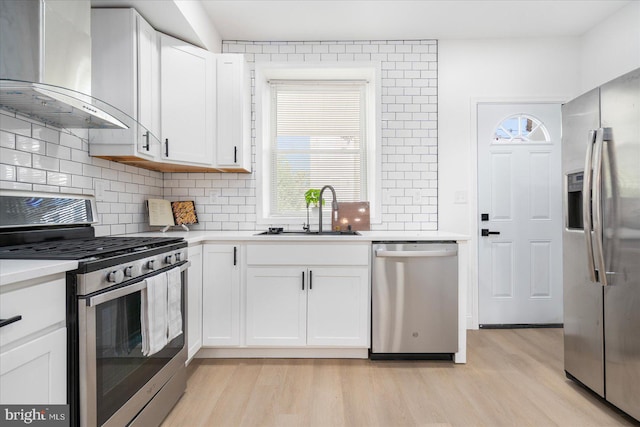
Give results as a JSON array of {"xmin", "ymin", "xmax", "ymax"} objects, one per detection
[{"xmin": 0, "ymin": 0, "xmax": 128, "ymax": 130}]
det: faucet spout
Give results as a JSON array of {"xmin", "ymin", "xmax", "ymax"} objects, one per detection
[{"xmin": 318, "ymin": 185, "xmax": 338, "ymax": 233}]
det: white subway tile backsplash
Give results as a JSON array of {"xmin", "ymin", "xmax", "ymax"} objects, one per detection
[
  {"xmin": 31, "ymin": 125, "xmax": 60, "ymax": 144},
  {"xmin": 17, "ymin": 167, "xmax": 47, "ymax": 184},
  {"xmin": 0, "ymin": 114, "xmax": 31, "ymax": 137},
  {"xmin": 47, "ymin": 171, "xmax": 70, "ymax": 186},
  {"xmin": 1, "ymin": 115, "xmax": 163, "ymax": 235},
  {"xmin": 59, "ymin": 159, "xmax": 82, "ymax": 175},
  {"xmin": 1, "ymin": 146, "xmax": 32, "ymax": 167},
  {"xmin": 46, "ymin": 142, "xmax": 71, "ymax": 160},
  {"xmin": 59, "ymin": 132, "xmax": 83, "ymax": 150},
  {"xmin": 0, "ymin": 131, "xmax": 16, "ymax": 149},
  {"xmin": 32, "ymin": 154, "xmax": 59, "ymax": 171},
  {"xmin": 15, "ymin": 135, "xmax": 45, "ymax": 154},
  {"xmin": 0, "ymin": 164, "xmax": 16, "ymax": 181},
  {"xmin": 0, "ymin": 180, "xmax": 31, "ymax": 190}
]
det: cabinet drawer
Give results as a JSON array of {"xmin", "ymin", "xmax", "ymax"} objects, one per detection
[
  {"xmin": 0, "ymin": 277, "xmax": 66, "ymax": 347},
  {"xmin": 246, "ymin": 244, "xmax": 369, "ymax": 266}
]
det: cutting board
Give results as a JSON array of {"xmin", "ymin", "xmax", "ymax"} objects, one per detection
[{"xmin": 333, "ymin": 202, "xmax": 370, "ymax": 231}]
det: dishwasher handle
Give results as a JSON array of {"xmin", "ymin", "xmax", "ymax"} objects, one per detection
[{"xmin": 375, "ymin": 249, "xmax": 457, "ymax": 258}]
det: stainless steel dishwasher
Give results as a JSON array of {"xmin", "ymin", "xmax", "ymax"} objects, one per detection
[{"xmin": 371, "ymin": 242, "xmax": 458, "ymax": 359}]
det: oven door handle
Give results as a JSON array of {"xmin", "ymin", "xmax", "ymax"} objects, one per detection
[{"xmin": 87, "ymin": 261, "xmax": 191, "ymax": 307}]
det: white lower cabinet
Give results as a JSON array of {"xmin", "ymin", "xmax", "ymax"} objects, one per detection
[
  {"xmin": 0, "ymin": 275, "xmax": 67, "ymax": 404},
  {"xmin": 0, "ymin": 328, "xmax": 66, "ymax": 404},
  {"xmin": 306, "ymin": 267, "xmax": 369, "ymax": 347},
  {"xmin": 202, "ymin": 244, "xmax": 241, "ymax": 346},
  {"xmin": 186, "ymin": 244, "xmax": 203, "ymax": 362},
  {"xmin": 245, "ymin": 244, "xmax": 370, "ymax": 349},
  {"xmin": 246, "ymin": 265, "xmax": 369, "ymax": 347},
  {"xmin": 245, "ymin": 267, "xmax": 307, "ymax": 346}
]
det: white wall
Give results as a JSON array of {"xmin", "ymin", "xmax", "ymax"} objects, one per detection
[
  {"xmin": 439, "ymin": 0, "xmax": 640, "ymax": 328},
  {"xmin": 579, "ymin": 1, "xmax": 640, "ymax": 91},
  {"xmin": 439, "ymin": 37, "xmax": 580, "ymax": 235},
  {"xmin": 438, "ymin": 37, "xmax": 581, "ymax": 327},
  {"xmin": 174, "ymin": 0, "xmax": 222, "ymax": 52}
]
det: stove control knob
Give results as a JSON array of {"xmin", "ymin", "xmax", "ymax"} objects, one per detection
[
  {"xmin": 147, "ymin": 260, "xmax": 156, "ymax": 270},
  {"xmin": 124, "ymin": 265, "xmax": 141, "ymax": 277},
  {"xmin": 175, "ymin": 252, "xmax": 182, "ymax": 262},
  {"xmin": 107, "ymin": 270, "xmax": 125, "ymax": 284},
  {"xmin": 165, "ymin": 254, "xmax": 176, "ymax": 265}
]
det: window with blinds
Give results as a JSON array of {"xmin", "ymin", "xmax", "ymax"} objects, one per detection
[{"xmin": 269, "ymin": 82, "xmax": 367, "ymax": 216}]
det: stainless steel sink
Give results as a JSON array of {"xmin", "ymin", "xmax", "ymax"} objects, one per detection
[{"xmin": 255, "ymin": 230, "xmax": 361, "ymax": 236}]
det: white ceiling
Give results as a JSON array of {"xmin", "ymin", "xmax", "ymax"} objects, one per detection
[
  {"xmin": 92, "ymin": 0, "xmax": 632, "ymax": 47},
  {"xmin": 200, "ymin": 0, "xmax": 631, "ymax": 40}
]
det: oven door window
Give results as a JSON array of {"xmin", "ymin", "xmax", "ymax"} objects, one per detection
[{"xmin": 95, "ymin": 288, "xmax": 184, "ymax": 426}]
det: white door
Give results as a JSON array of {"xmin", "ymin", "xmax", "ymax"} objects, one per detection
[{"xmin": 478, "ymin": 103, "xmax": 563, "ymax": 325}]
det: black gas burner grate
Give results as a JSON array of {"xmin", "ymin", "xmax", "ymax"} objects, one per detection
[{"xmin": 0, "ymin": 236, "xmax": 183, "ymax": 260}]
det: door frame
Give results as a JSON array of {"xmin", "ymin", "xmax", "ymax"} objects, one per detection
[{"xmin": 468, "ymin": 97, "xmax": 567, "ymax": 329}]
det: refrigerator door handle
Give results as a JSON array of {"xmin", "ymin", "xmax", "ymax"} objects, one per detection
[
  {"xmin": 592, "ymin": 128, "xmax": 609, "ymax": 286},
  {"xmin": 583, "ymin": 129, "xmax": 598, "ymax": 283}
]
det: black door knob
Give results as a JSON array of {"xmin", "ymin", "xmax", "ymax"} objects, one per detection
[{"xmin": 481, "ymin": 229, "xmax": 501, "ymax": 237}]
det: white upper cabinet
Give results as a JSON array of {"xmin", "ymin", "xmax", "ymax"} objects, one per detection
[
  {"xmin": 159, "ymin": 33, "xmax": 216, "ymax": 168},
  {"xmin": 90, "ymin": 9, "xmax": 250, "ymax": 173},
  {"xmin": 89, "ymin": 8, "xmax": 160, "ymax": 161},
  {"xmin": 214, "ymin": 54, "xmax": 251, "ymax": 172}
]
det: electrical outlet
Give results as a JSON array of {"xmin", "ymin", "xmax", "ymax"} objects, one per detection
[{"xmin": 454, "ymin": 190, "xmax": 467, "ymax": 204}]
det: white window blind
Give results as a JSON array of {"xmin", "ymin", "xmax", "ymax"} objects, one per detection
[{"xmin": 270, "ymin": 82, "xmax": 367, "ymax": 216}]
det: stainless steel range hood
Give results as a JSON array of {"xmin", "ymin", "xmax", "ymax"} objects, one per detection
[
  {"xmin": 0, "ymin": 0, "xmax": 128, "ymax": 130},
  {"xmin": 0, "ymin": 79, "xmax": 128, "ymax": 129}
]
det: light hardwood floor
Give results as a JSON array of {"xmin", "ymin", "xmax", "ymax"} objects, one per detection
[{"xmin": 162, "ymin": 329, "xmax": 637, "ymax": 426}]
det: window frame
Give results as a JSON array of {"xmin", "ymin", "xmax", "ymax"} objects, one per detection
[{"xmin": 255, "ymin": 62, "xmax": 381, "ymax": 226}]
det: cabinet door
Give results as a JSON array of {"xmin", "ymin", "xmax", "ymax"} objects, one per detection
[
  {"xmin": 136, "ymin": 13, "xmax": 160, "ymax": 158},
  {"xmin": 246, "ymin": 267, "xmax": 306, "ymax": 346},
  {"xmin": 307, "ymin": 267, "xmax": 369, "ymax": 347},
  {"xmin": 215, "ymin": 54, "xmax": 250, "ymax": 172},
  {"xmin": 0, "ymin": 328, "xmax": 66, "ymax": 404},
  {"xmin": 186, "ymin": 244, "xmax": 203, "ymax": 361},
  {"xmin": 202, "ymin": 244, "xmax": 241, "ymax": 346},
  {"xmin": 160, "ymin": 33, "xmax": 215, "ymax": 167}
]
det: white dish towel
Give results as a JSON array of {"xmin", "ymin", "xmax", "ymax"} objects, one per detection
[
  {"xmin": 166, "ymin": 266, "xmax": 183, "ymax": 342},
  {"xmin": 141, "ymin": 272, "xmax": 168, "ymax": 356}
]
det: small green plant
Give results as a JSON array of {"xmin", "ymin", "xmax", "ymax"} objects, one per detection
[{"xmin": 304, "ymin": 189, "xmax": 325, "ymax": 207}]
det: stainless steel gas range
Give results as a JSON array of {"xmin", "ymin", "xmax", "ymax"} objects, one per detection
[{"xmin": 0, "ymin": 190, "xmax": 189, "ymax": 427}]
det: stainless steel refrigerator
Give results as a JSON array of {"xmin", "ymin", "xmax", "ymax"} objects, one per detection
[{"xmin": 562, "ymin": 67, "xmax": 640, "ymax": 421}]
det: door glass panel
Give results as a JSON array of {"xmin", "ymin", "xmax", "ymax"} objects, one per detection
[
  {"xmin": 492, "ymin": 114, "xmax": 550, "ymax": 144},
  {"xmin": 95, "ymin": 286, "xmax": 184, "ymax": 425}
]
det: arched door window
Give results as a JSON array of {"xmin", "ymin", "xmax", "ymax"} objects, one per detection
[{"xmin": 492, "ymin": 114, "xmax": 550, "ymax": 143}]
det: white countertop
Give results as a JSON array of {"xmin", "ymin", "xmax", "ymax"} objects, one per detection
[
  {"xmin": 123, "ymin": 230, "xmax": 469, "ymax": 245},
  {"xmin": 0, "ymin": 259, "xmax": 78, "ymax": 287},
  {"xmin": 0, "ymin": 230, "xmax": 468, "ymax": 285}
]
